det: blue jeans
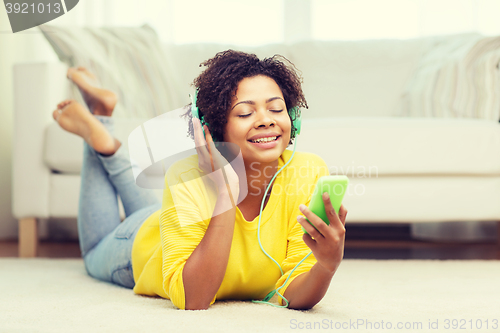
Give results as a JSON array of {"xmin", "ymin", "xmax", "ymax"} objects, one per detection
[{"xmin": 78, "ymin": 116, "xmax": 161, "ymax": 289}]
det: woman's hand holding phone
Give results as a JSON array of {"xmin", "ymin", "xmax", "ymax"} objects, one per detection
[
  {"xmin": 296, "ymin": 193, "xmax": 348, "ymax": 273},
  {"xmin": 193, "ymin": 118, "xmax": 240, "ymax": 201}
]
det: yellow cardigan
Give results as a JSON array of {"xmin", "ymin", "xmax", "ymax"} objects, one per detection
[{"xmin": 131, "ymin": 150, "xmax": 329, "ymax": 309}]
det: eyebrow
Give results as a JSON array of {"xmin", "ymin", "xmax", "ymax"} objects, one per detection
[{"xmin": 231, "ymin": 97, "xmax": 284, "ymax": 110}]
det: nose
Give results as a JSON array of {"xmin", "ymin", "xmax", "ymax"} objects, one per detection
[{"xmin": 255, "ymin": 110, "xmax": 275, "ymax": 128}]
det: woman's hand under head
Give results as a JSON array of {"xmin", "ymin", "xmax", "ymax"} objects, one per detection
[
  {"xmin": 193, "ymin": 117, "xmax": 240, "ymax": 201},
  {"xmin": 296, "ymin": 193, "xmax": 348, "ymax": 274}
]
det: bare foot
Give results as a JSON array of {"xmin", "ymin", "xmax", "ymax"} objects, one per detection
[
  {"xmin": 53, "ymin": 99, "xmax": 121, "ymax": 155},
  {"xmin": 67, "ymin": 66, "xmax": 118, "ymax": 116}
]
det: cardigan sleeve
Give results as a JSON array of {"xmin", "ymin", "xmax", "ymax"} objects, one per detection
[
  {"xmin": 159, "ymin": 159, "xmax": 218, "ymax": 309},
  {"xmin": 275, "ymin": 154, "xmax": 330, "ymax": 305}
]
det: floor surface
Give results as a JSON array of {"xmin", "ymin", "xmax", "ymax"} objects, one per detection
[
  {"xmin": 3, "ymin": 224, "xmax": 499, "ymax": 259},
  {"xmin": 2, "ymin": 239, "xmax": 499, "ymax": 259}
]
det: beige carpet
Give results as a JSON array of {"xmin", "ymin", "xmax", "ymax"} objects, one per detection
[{"xmin": 1, "ymin": 259, "xmax": 499, "ymax": 333}]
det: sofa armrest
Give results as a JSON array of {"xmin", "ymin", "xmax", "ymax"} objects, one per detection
[{"xmin": 12, "ymin": 62, "xmax": 70, "ymax": 219}]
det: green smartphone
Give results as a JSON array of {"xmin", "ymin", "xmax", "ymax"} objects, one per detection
[{"xmin": 302, "ymin": 175, "xmax": 349, "ymax": 234}]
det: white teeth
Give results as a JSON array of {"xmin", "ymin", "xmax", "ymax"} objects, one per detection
[{"xmin": 251, "ymin": 136, "xmax": 278, "ymax": 143}]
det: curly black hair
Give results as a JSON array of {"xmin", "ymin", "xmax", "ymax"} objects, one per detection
[{"xmin": 182, "ymin": 50, "xmax": 308, "ymax": 144}]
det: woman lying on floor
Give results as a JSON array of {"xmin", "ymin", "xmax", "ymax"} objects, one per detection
[{"xmin": 52, "ymin": 50, "xmax": 347, "ymax": 310}]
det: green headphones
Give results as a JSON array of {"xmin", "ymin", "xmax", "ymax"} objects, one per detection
[{"xmin": 190, "ymin": 90, "xmax": 302, "ymax": 142}]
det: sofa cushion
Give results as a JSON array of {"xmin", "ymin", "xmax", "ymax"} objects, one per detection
[
  {"xmin": 161, "ymin": 40, "xmax": 426, "ymax": 119},
  {"xmin": 161, "ymin": 43, "xmax": 292, "ymax": 108},
  {"xmin": 401, "ymin": 33, "xmax": 500, "ymax": 121},
  {"xmin": 343, "ymin": 175, "xmax": 500, "ymax": 223},
  {"xmin": 296, "ymin": 117, "xmax": 500, "ymax": 176},
  {"xmin": 289, "ymin": 39, "xmax": 425, "ymax": 118}
]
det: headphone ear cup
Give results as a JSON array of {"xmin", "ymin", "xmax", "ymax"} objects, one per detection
[
  {"xmin": 294, "ymin": 114, "xmax": 302, "ymax": 136},
  {"xmin": 290, "ymin": 107, "xmax": 302, "ymax": 136},
  {"xmin": 190, "ymin": 91, "xmax": 207, "ymax": 138}
]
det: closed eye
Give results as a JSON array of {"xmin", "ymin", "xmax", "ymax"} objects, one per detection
[{"xmin": 238, "ymin": 109, "xmax": 283, "ymax": 118}]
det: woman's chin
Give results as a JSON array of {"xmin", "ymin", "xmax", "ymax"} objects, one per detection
[{"xmin": 243, "ymin": 146, "xmax": 287, "ymax": 165}]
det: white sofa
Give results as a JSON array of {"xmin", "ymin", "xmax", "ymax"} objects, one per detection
[{"xmin": 13, "ymin": 34, "xmax": 500, "ymax": 257}]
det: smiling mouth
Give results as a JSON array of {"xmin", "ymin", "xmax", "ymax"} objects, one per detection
[{"xmin": 248, "ymin": 135, "xmax": 280, "ymax": 143}]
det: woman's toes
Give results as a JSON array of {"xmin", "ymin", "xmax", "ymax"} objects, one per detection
[
  {"xmin": 57, "ymin": 100, "xmax": 70, "ymax": 109},
  {"xmin": 52, "ymin": 109, "xmax": 62, "ymax": 121},
  {"xmin": 67, "ymin": 67, "xmax": 77, "ymax": 79},
  {"xmin": 57, "ymin": 99, "xmax": 74, "ymax": 109}
]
